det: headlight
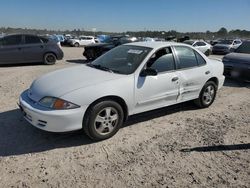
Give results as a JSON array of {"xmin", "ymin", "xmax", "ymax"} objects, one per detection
[{"xmin": 39, "ymin": 97, "xmax": 80, "ymax": 110}]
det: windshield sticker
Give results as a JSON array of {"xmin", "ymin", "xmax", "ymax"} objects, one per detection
[{"xmin": 127, "ymin": 49, "xmax": 143, "ymax": 54}]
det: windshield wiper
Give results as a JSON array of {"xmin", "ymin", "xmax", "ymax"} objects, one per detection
[{"xmin": 87, "ymin": 64, "xmax": 114, "ymax": 73}]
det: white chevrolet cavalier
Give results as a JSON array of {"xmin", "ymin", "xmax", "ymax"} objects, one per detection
[{"xmin": 19, "ymin": 42, "xmax": 225, "ymax": 140}]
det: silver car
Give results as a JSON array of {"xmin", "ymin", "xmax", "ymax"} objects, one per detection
[
  {"xmin": 0, "ymin": 34, "xmax": 64, "ymax": 65},
  {"xmin": 212, "ymin": 39, "xmax": 242, "ymax": 55}
]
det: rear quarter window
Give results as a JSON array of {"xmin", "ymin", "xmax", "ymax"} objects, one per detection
[{"xmin": 195, "ymin": 51, "xmax": 207, "ymax": 66}]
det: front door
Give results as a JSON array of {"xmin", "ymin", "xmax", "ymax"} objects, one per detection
[
  {"xmin": 134, "ymin": 47, "xmax": 179, "ymax": 114},
  {"xmin": 0, "ymin": 35, "xmax": 23, "ymax": 64}
]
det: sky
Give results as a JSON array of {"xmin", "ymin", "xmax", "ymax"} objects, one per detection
[{"xmin": 0, "ymin": 0, "xmax": 250, "ymax": 32}]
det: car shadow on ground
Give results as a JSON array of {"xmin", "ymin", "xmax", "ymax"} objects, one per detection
[
  {"xmin": 0, "ymin": 101, "xmax": 196, "ymax": 157},
  {"xmin": 0, "ymin": 62, "xmax": 44, "ymax": 67},
  {"xmin": 224, "ymin": 78, "xmax": 250, "ymax": 88},
  {"xmin": 180, "ymin": 143, "xmax": 250, "ymax": 152},
  {"xmin": 66, "ymin": 59, "xmax": 90, "ymax": 64}
]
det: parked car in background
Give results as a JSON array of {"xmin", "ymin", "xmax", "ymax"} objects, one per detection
[
  {"xmin": 69, "ymin": 36, "xmax": 96, "ymax": 47},
  {"xmin": 142, "ymin": 37, "xmax": 155, "ymax": 42},
  {"xmin": 210, "ymin": 39, "xmax": 222, "ymax": 46},
  {"xmin": 61, "ymin": 35, "xmax": 76, "ymax": 46},
  {"xmin": 212, "ymin": 39, "xmax": 242, "ymax": 54},
  {"xmin": 54, "ymin": 35, "xmax": 65, "ymax": 44},
  {"xmin": 83, "ymin": 35, "xmax": 137, "ymax": 60},
  {"xmin": 19, "ymin": 42, "xmax": 225, "ymax": 140},
  {"xmin": 0, "ymin": 34, "xmax": 63, "ymax": 65},
  {"xmin": 222, "ymin": 40, "xmax": 250, "ymax": 81},
  {"xmin": 183, "ymin": 40, "xmax": 212, "ymax": 56}
]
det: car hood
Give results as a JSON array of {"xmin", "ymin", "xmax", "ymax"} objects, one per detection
[
  {"xmin": 224, "ymin": 53, "xmax": 250, "ymax": 64},
  {"xmin": 28, "ymin": 65, "xmax": 124, "ymax": 102}
]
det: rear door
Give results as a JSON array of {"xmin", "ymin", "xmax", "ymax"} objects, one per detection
[
  {"xmin": 0, "ymin": 35, "xmax": 23, "ymax": 64},
  {"xmin": 173, "ymin": 46, "xmax": 211, "ymax": 102},
  {"xmin": 22, "ymin": 35, "xmax": 45, "ymax": 62}
]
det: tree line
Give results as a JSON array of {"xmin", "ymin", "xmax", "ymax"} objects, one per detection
[{"xmin": 1, "ymin": 27, "xmax": 250, "ymax": 40}]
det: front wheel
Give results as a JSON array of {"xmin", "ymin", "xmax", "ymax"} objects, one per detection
[
  {"xmin": 194, "ymin": 81, "xmax": 217, "ymax": 108},
  {"xmin": 83, "ymin": 101, "xmax": 124, "ymax": 141}
]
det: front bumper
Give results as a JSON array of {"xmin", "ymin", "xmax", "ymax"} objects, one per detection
[{"xmin": 19, "ymin": 90, "xmax": 87, "ymax": 132}]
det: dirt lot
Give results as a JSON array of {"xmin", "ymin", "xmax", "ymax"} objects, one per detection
[{"xmin": 0, "ymin": 47, "xmax": 249, "ymax": 188}]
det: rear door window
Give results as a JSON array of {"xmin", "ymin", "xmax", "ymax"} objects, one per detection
[
  {"xmin": 25, "ymin": 35, "xmax": 41, "ymax": 44},
  {"xmin": 174, "ymin": 46, "xmax": 198, "ymax": 69}
]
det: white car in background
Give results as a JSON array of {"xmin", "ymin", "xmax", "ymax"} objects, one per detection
[
  {"xmin": 19, "ymin": 42, "xmax": 225, "ymax": 141},
  {"xmin": 184, "ymin": 40, "xmax": 212, "ymax": 56},
  {"xmin": 69, "ymin": 36, "xmax": 96, "ymax": 47}
]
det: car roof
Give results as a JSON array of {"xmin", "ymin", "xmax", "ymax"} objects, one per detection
[{"xmin": 124, "ymin": 41, "xmax": 187, "ymax": 49}]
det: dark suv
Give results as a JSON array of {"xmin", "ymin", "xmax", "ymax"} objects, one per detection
[{"xmin": 0, "ymin": 34, "xmax": 64, "ymax": 65}]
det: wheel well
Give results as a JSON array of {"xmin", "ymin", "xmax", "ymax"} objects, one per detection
[
  {"xmin": 207, "ymin": 77, "xmax": 219, "ymax": 88},
  {"xmin": 85, "ymin": 96, "xmax": 129, "ymax": 122},
  {"xmin": 44, "ymin": 51, "xmax": 57, "ymax": 59}
]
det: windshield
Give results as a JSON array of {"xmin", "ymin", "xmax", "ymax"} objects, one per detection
[
  {"xmin": 183, "ymin": 40, "xmax": 194, "ymax": 45},
  {"xmin": 90, "ymin": 45, "xmax": 152, "ymax": 74},
  {"xmin": 235, "ymin": 42, "xmax": 250, "ymax": 54},
  {"xmin": 218, "ymin": 40, "xmax": 233, "ymax": 45}
]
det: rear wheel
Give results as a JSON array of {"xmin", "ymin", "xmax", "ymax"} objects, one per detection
[
  {"xmin": 44, "ymin": 53, "xmax": 57, "ymax": 65},
  {"xmin": 194, "ymin": 81, "xmax": 217, "ymax": 108},
  {"xmin": 74, "ymin": 42, "xmax": 80, "ymax": 47},
  {"xmin": 83, "ymin": 101, "xmax": 124, "ymax": 141},
  {"xmin": 205, "ymin": 49, "xmax": 211, "ymax": 56}
]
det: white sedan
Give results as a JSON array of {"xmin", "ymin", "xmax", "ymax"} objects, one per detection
[
  {"xmin": 183, "ymin": 40, "xmax": 212, "ymax": 56},
  {"xmin": 69, "ymin": 36, "xmax": 96, "ymax": 47},
  {"xmin": 19, "ymin": 42, "xmax": 225, "ymax": 140}
]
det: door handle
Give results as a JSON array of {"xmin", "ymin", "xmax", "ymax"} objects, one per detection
[
  {"xmin": 17, "ymin": 47, "xmax": 22, "ymax": 50},
  {"xmin": 205, "ymin": 71, "xmax": 210, "ymax": 75},
  {"xmin": 172, "ymin": 77, "xmax": 179, "ymax": 82},
  {"xmin": 40, "ymin": 45, "xmax": 44, "ymax": 48}
]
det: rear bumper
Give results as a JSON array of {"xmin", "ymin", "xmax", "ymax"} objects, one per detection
[
  {"xmin": 224, "ymin": 66, "xmax": 250, "ymax": 81},
  {"xmin": 218, "ymin": 75, "xmax": 225, "ymax": 89},
  {"xmin": 19, "ymin": 90, "xmax": 87, "ymax": 132},
  {"xmin": 212, "ymin": 49, "xmax": 230, "ymax": 55},
  {"xmin": 56, "ymin": 50, "xmax": 64, "ymax": 60}
]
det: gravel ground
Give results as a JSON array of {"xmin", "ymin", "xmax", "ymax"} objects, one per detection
[{"xmin": 0, "ymin": 47, "xmax": 249, "ymax": 188}]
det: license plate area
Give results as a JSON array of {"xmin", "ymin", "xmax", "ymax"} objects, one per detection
[
  {"xmin": 231, "ymin": 70, "xmax": 240, "ymax": 77},
  {"xmin": 18, "ymin": 103, "xmax": 32, "ymax": 122}
]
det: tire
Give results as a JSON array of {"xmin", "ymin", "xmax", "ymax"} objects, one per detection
[
  {"xmin": 74, "ymin": 43, "xmax": 80, "ymax": 47},
  {"xmin": 43, "ymin": 53, "xmax": 57, "ymax": 65},
  {"xmin": 205, "ymin": 49, "xmax": 211, "ymax": 56},
  {"xmin": 84, "ymin": 49, "xmax": 95, "ymax": 61},
  {"xmin": 83, "ymin": 100, "xmax": 124, "ymax": 141},
  {"xmin": 194, "ymin": 81, "xmax": 217, "ymax": 108}
]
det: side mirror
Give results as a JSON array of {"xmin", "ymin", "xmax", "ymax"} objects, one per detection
[{"xmin": 140, "ymin": 68, "xmax": 158, "ymax": 77}]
